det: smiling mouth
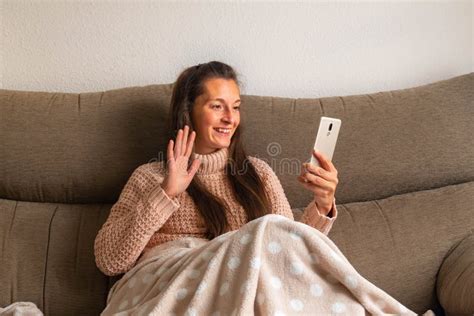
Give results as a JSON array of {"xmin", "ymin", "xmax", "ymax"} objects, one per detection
[{"xmin": 213, "ymin": 128, "xmax": 232, "ymax": 135}]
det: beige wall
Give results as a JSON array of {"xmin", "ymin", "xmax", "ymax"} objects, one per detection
[{"xmin": 1, "ymin": 0, "xmax": 472, "ymax": 97}]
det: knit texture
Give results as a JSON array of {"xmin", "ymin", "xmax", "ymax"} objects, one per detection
[{"xmin": 94, "ymin": 148, "xmax": 338, "ymax": 276}]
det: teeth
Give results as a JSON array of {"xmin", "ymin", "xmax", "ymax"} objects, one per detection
[{"xmin": 215, "ymin": 128, "xmax": 231, "ymax": 134}]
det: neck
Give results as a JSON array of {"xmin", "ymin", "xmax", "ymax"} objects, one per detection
[{"xmin": 193, "ymin": 147, "xmax": 229, "ymax": 175}]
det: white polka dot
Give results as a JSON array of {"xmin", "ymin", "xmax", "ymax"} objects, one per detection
[
  {"xmin": 187, "ymin": 269, "xmax": 200, "ymax": 279},
  {"xmin": 344, "ymin": 275, "xmax": 358, "ymax": 289},
  {"xmin": 310, "ymin": 283, "xmax": 323, "ymax": 297},
  {"xmin": 196, "ymin": 281, "xmax": 208, "ymax": 294},
  {"xmin": 250, "ymin": 257, "xmax": 261, "ymax": 269},
  {"xmin": 176, "ymin": 288, "xmax": 188, "ymax": 300},
  {"xmin": 289, "ymin": 230, "xmax": 303, "ymax": 240},
  {"xmin": 118, "ymin": 299, "xmax": 128, "ymax": 310},
  {"xmin": 142, "ymin": 272, "xmax": 153, "ymax": 284},
  {"xmin": 273, "ymin": 310, "xmax": 286, "ymax": 316},
  {"xmin": 240, "ymin": 233, "xmax": 252, "ymax": 245},
  {"xmin": 270, "ymin": 276, "xmax": 282, "ymax": 289},
  {"xmin": 268, "ymin": 241, "xmax": 282, "ymax": 254},
  {"xmin": 132, "ymin": 295, "xmax": 140, "ymax": 305},
  {"xmin": 290, "ymin": 261, "xmax": 304, "ymax": 275},
  {"xmin": 219, "ymin": 282, "xmax": 230, "ymax": 296},
  {"xmin": 256, "ymin": 292, "xmax": 265, "ymax": 304},
  {"xmin": 290, "ymin": 298, "xmax": 304, "ymax": 311},
  {"xmin": 309, "ymin": 253, "xmax": 319, "ymax": 264},
  {"xmin": 158, "ymin": 280, "xmax": 169, "ymax": 291},
  {"xmin": 186, "ymin": 307, "xmax": 197, "ymax": 316},
  {"xmin": 127, "ymin": 277, "xmax": 137, "ymax": 288},
  {"xmin": 331, "ymin": 302, "xmax": 346, "ymax": 313},
  {"xmin": 227, "ymin": 257, "xmax": 241, "ymax": 270},
  {"xmin": 240, "ymin": 280, "xmax": 251, "ymax": 293}
]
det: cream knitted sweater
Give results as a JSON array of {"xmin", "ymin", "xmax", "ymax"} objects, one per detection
[{"xmin": 94, "ymin": 148, "xmax": 338, "ymax": 276}]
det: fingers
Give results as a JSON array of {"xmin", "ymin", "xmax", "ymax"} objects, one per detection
[
  {"xmin": 300, "ymin": 172, "xmax": 333, "ymax": 191},
  {"xmin": 299, "ymin": 164, "xmax": 309, "ymax": 182},
  {"xmin": 181, "ymin": 125, "xmax": 189, "ymax": 156},
  {"xmin": 174, "ymin": 126, "xmax": 194, "ymax": 158},
  {"xmin": 304, "ymin": 162, "xmax": 333, "ymax": 182},
  {"xmin": 312, "ymin": 150, "xmax": 337, "ymax": 173},
  {"xmin": 175, "ymin": 129, "xmax": 183, "ymax": 157},
  {"xmin": 167, "ymin": 139, "xmax": 174, "ymax": 162},
  {"xmin": 185, "ymin": 130, "xmax": 196, "ymax": 157},
  {"xmin": 298, "ymin": 175, "xmax": 308, "ymax": 184},
  {"xmin": 298, "ymin": 179, "xmax": 327, "ymax": 196}
]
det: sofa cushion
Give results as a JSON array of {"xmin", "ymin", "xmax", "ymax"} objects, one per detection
[
  {"xmin": 325, "ymin": 181, "xmax": 473, "ymax": 314},
  {"xmin": 2, "ymin": 180, "xmax": 472, "ymax": 314},
  {"xmin": 0, "ymin": 199, "xmax": 111, "ymax": 315},
  {"xmin": 437, "ymin": 232, "xmax": 474, "ymax": 315}
]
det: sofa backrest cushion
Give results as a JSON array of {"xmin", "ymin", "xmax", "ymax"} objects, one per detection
[{"xmin": 0, "ymin": 74, "xmax": 472, "ymax": 207}]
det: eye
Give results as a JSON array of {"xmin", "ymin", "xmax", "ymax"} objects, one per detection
[
  {"xmin": 233, "ymin": 106, "xmax": 240, "ymax": 111},
  {"xmin": 211, "ymin": 104, "xmax": 222, "ymax": 109}
]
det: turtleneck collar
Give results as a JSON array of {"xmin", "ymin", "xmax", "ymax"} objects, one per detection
[{"xmin": 193, "ymin": 147, "xmax": 229, "ymax": 175}]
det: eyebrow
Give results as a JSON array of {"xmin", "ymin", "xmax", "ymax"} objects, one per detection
[{"xmin": 209, "ymin": 98, "xmax": 241, "ymax": 104}]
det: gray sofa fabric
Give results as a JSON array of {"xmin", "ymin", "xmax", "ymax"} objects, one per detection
[{"xmin": 1, "ymin": 73, "xmax": 473, "ymax": 315}]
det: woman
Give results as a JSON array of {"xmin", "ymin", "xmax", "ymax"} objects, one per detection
[{"xmin": 95, "ymin": 61, "xmax": 423, "ymax": 315}]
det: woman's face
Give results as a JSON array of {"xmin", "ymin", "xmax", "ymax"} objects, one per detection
[{"xmin": 191, "ymin": 78, "xmax": 241, "ymax": 154}]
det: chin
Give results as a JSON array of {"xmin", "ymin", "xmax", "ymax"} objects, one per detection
[
  {"xmin": 213, "ymin": 142, "xmax": 231, "ymax": 150},
  {"xmin": 210, "ymin": 137, "xmax": 232, "ymax": 149}
]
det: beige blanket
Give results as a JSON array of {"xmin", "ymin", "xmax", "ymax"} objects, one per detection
[
  {"xmin": 0, "ymin": 302, "xmax": 43, "ymax": 316},
  {"xmin": 102, "ymin": 214, "xmax": 435, "ymax": 316}
]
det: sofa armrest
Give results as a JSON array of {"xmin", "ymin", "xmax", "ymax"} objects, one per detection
[{"xmin": 437, "ymin": 232, "xmax": 474, "ymax": 316}]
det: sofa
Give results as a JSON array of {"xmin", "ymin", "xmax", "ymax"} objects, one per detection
[{"xmin": 0, "ymin": 73, "xmax": 473, "ymax": 315}]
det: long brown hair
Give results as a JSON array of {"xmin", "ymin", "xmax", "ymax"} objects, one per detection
[{"xmin": 167, "ymin": 61, "xmax": 271, "ymax": 239}]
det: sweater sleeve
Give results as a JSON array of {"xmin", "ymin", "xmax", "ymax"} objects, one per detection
[
  {"xmin": 300, "ymin": 197, "xmax": 338, "ymax": 235},
  {"xmin": 94, "ymin": 163, "xmax": 180, "ymax": 276},
  {"xmin": 249, "ymin": 157, "xmax": 338, "ymax": 236}
]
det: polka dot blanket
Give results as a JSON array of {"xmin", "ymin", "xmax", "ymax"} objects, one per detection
[
  {"xmin": 101, "ymin": 214, "xmax": 436, "ymax": 316},
  {"xmin": 0, "ymin": 302, "xmax": 43, "ymax": 315}
]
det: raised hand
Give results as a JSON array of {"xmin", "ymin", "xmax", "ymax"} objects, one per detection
[{"xmin": 161, "ymin": 125, "xmax": 201, "ymax": 198}]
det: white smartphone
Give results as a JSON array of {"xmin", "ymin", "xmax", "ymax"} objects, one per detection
[{"xmin": 309, "ymin": 116, "xmax": 341, "ymax": 167}]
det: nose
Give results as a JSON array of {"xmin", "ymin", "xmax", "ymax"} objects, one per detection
[{"xmin": 221, "ymin": 108, "xmax": 235, "ymax": 125}]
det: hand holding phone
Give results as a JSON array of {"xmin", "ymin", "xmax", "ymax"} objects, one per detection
[
  {"xmin": 300, "ymin": 116, "xmax": 341, "ymax": 215},
  {"xmin": 309, "ymin": 116, "xmax": 341, "ymax": 167}
]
